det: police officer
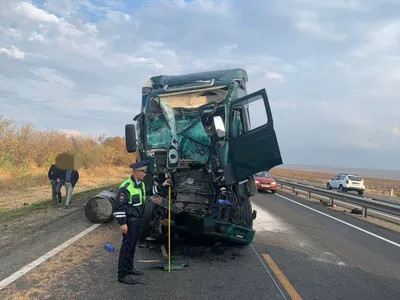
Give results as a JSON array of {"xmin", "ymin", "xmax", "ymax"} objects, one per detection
[{"xmin": 115, "ymin": 160, "xmax": 171, "ymax": 284}]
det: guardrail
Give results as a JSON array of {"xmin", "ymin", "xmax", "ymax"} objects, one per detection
[{"xmin": 275, "ymin": 178, "xmax": 400, "ymax": 225}]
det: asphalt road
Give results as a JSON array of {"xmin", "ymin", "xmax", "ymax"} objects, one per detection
[
  {"xmin": 277, "ymin": 177, "xmax": 400, "ymax": 204},
  {"xmin": 1, "ymin": 190, "xmax": 399, "ymax": 300}
]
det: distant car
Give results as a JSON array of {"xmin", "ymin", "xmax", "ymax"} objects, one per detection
[
  {"xmin": 254, "ymin": 171, "xmax": 277, "ymax": 193},
  {"xmin": 327, "ymin": 173, "xmax": 365, "ymax": 195}
]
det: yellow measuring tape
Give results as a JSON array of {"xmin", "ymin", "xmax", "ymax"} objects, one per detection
[{"xmin": 168, "ymin": 185, "xmax": 171, "ymax": 272}]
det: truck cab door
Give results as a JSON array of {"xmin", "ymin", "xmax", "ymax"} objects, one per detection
[{"xmin": 225, "ymin": 88, "xmax": 282, "ymax": 184}]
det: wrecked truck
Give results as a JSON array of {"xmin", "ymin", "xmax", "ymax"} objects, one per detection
[
  {"xmin": 125, "ymin": 68, "xmax": 283, "ymax": 246},
  {"xmin": 85, "ymin": 68, "xmax": 283, "ymax": 246}
]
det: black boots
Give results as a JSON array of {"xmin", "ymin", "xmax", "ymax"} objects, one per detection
[
  {"xmin": 118, "ymin": 276, "xmax": 138, "ymax": 284},
  {"xmin": 128, "ymin": 269, "xmax": 143, "ymax": 275},
  {"xmin": 117, "ymin": 268, "xmax": 144, "ymax": 284}
]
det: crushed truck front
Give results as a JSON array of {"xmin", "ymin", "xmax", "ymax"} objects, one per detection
[{"xmin": 125, "ymin": 68, "xmax": 283, "ymax": 245}]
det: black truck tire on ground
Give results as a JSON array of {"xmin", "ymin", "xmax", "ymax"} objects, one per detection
[
  {"xmin": 85, "ymin": 190, "xmax": 117, "ymax": 224},
  {"xmin": 139, "ymin": 200, "xmax": 158, "ymax": 242}
]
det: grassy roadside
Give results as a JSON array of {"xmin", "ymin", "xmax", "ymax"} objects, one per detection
[
  {"xmin": 0, "ymin": 166, "xmax": 131, "ymax": 211},
  {"xmin": 0, "ymin": 182, "xmax": 120, "ymax": 224},
  {"xmin": 270, "ymin": 168, "xmax": 400, "ymax": 198}
]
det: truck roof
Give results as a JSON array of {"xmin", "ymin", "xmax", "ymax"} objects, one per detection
[{"xmin": 144, "ymin": 68, "xmax": 248, "ymax": 89}]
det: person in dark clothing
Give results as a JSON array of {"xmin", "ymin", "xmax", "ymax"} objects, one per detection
[
  {"xmin": 48, "ymin": 164, "xmax": 63, "ymax": 206},
  {"xmin": 115, "ymin": 160, "xmax": 171, "ymax": 284},
  {"xmin": 60, "ymin": 168, "xmax": 79, "ymax": 209}
]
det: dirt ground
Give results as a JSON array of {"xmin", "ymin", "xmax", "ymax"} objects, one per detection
[
  {"xmin": 0, "ymin": 167, "xmax": 131, "ymax": 211},
  {"xmin": 270, "ymin": 168, "xmax": 400, "ymax": 198}
]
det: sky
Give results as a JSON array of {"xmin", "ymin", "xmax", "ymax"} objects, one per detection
[{"xmin": 0, "ymin": 0, "xmax": 400, "ymax": 170}]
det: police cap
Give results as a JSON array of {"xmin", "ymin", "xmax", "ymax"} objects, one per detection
[{"xmin": 129, "ymin": 160, "xmax": 149, "ymax": 171}]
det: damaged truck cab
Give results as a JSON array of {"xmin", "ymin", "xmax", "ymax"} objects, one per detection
[{"xmin": 125, "ymin": 68, "xmax": 282, "ymax": 245}]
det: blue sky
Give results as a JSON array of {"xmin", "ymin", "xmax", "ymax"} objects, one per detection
[{"xmin": 0, "ymin": 0, "xmax": 400, "ymax": 170}]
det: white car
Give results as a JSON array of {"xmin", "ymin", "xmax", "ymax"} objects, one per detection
[{"xmin": 327, "ymin": 173, "xmax": 366, "ymax": 196}]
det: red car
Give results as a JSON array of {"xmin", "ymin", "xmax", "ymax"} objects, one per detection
[{"xmin": 254, "ymin": 171, "xmax": 277, "ymax": 193}]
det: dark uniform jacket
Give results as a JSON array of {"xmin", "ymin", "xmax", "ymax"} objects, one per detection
[
  {"xmin": 115, "ymin": 176, "xmax": 147, "ymax": 226},
  {"xmin": 48, "ymin": 164, "xmax": 63, "ymax": 181},
  {"xmin": 60, "ymin": 169, "xmax": 80, "ymax": 187},
  {"xmin": 115, "ymin": 174, "xmax": 170, "ymax": 226}
]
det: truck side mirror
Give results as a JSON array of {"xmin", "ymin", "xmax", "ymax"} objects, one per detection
[
  {"xmin": 125, "ymin": 124, "xmax": 137, "ymax": 153},
  {"xmin": 213, "ymin": 116, "xmax": 225, "ymax": 138}
]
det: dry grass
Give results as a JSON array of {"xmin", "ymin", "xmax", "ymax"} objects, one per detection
[
  {"xmin": 0, "ymin": 114, "xmax": 137, "ymax": 212},
  {"xmin": 270, "ymin": 168, "xmax": 400, "ymax": 198},
  {"xmin": 0, "ymin": 166, "xmax": 131, "ymax": 211},
  {"xmin": 0, "ymin": 114, "xmax": 136, "ymax": 190}
]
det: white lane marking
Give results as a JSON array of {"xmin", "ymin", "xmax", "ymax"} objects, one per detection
[
  {"xmin": 276, "ymin": 193, "xmax": 400, "ymax": 249},
  {"xmin": 252, "ymin": 202, "xmax": 289, "ymax": 232},
  {"xmin": 0, "ymin": 224, "xmax": 101, "ymax": 291},
  {"xmin": 250, "ymin": 244, "xmax": 288, "ymax": 300}
]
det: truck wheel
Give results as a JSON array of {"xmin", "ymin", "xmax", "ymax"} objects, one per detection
[
  {"xmin": 139, "ymin": 201, "xmax": 157, "ymax": 242},
  {"xmin": 240, "ymin": 197, "xmax": 253, "ymax": 229}
]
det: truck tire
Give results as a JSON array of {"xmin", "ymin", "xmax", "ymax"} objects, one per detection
[
  {"xmin": 240, "ymin": 197, "xmax": 253, "ymax": 229},
  {"xmin": 139, "ymin": 200, "xmax": 158, "ymax": 242},
  {"xmin": 85, "ymin": 190, "xmax": 117, "ymax": 224}
]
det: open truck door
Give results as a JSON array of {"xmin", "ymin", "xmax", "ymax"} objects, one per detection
[{"xmin": 226, "ymin": 88, "xmax": 282, "ymax": 184}]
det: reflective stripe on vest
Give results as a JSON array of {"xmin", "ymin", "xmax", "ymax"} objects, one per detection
[{"xmin": 119, "ymin": 178, "xmax": 146, "ymax": 206}]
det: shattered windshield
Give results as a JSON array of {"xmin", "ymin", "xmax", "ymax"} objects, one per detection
[
  {"xmin": 146, "ymin": 99, "xmax": 212, "ymax": 164},
  {"xmin": 145, "ymin": 83, "xmax": 240, "ymax": 164}
]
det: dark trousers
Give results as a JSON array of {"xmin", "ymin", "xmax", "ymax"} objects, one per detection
[
  {"xmin": 118, "ymin": 218, "xmax": 141, "ymax": 278},
  {"xmin": 51, "ymin": 180, "xmax": 62, "ymax": 204}
]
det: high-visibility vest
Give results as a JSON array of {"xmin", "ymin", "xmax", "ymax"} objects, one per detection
[{"xmin": 119, "ymin": 178, "xmax": 146, "ymax": 206}]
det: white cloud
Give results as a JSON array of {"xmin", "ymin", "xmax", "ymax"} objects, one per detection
[
  {"xmin": 352, "ymin": 20, "xmax": 400, "ymax": 57},
  {"xmin": 294, "ymin": 0, "xmax": 366, "ymax": 11},
  {"xmin": 292, "ymin": 9, "xmax": 347, "ymax": 41},
  {"xmin": 267, "ymin": 72, "xmax": 285, "ymax": 81},
  {"xmin": 14, "ymin": 1, "xmax": 59, "ymax": 23},
  {"xmin": 333, "ymin": 60, "xmax": 352, "ymax": 74},
  {"xmin": 0, "ymin": 0, "xmax": 399, "ymax": 169},
  {"xmin": 271, "ymin": 100, "xmax": 296, "ymax": 110},
  {"xmin": 0, "ymin": 45, "xmax": 25, "ymax": 59},
  {"xmin": 28, "ymin": 31, "xmax": 45, "ymax": 42},
  {"xmin": 31, "ymin": 68, "xmax": 76, "ymax": 89}
]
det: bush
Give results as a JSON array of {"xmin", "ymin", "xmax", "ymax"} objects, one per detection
[{"xmin": 0, "ymin": 115, "xmax": 136, "ymax": 190}]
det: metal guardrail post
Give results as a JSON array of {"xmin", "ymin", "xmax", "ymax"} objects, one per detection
[
  {"xmin": 362, "ymin": 206, "xmax": 368, "ymax": 218},
  {"xmin": 274, "ymin": 178, "xmax": 400, "ymax": 224}
]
